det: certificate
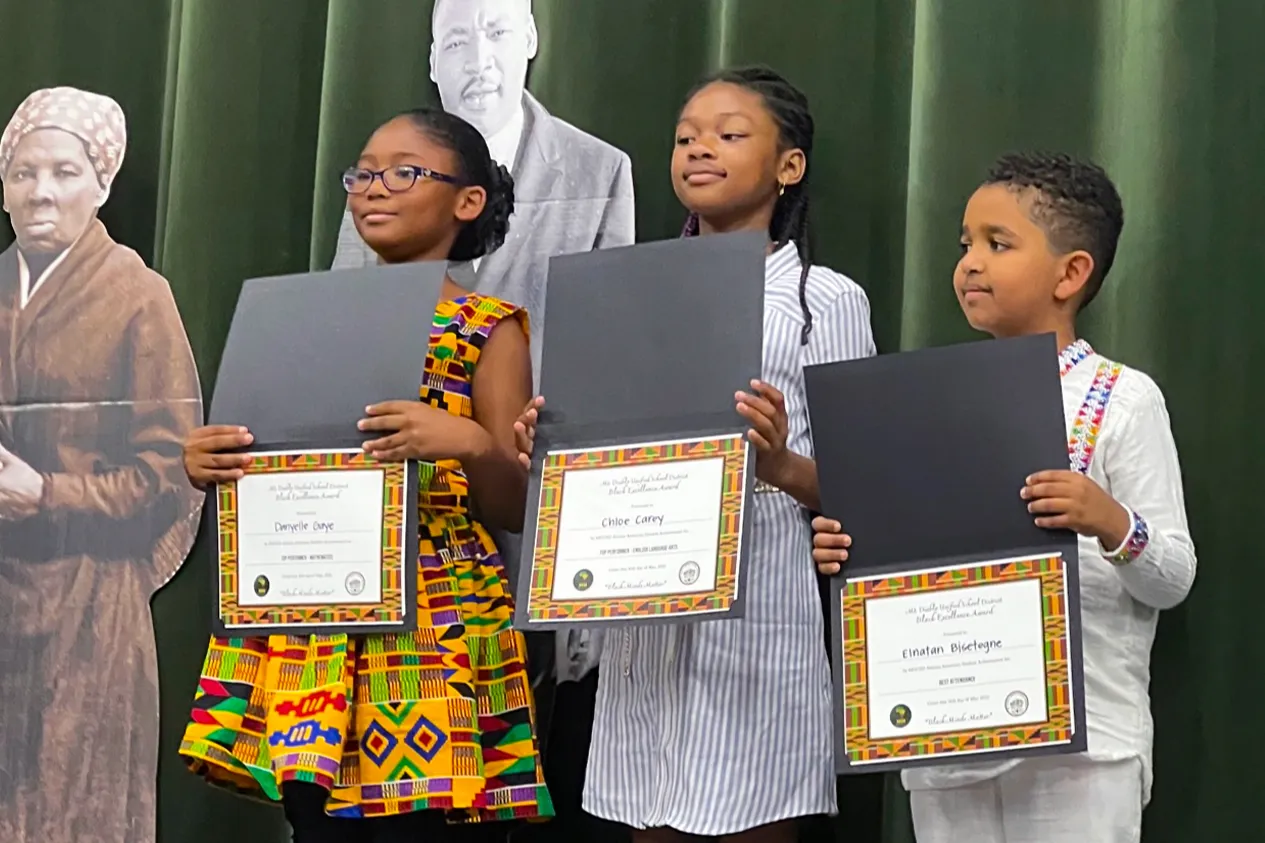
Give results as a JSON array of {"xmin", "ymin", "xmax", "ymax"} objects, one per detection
[
  {"xmin": 805, "ymin": 333, "xmax": 1088, "ymax": 772},
  {"xmin": 520, "ymin": 434, "xmax": 751, "ymax": 627},
  {"xmin": 213, "ymin": 449, "xmax": 416, "ymax": 635},
  {"xmin": 513, "ymin": 232, "xmax": 766, "ymax": 630},
  {"xmin": 840, "ymin": 553, "xmax": 1075, "ymax": 766},
  {"xmin": 207, "ymin": 264, "xmax": 443, "ymax": 636}
]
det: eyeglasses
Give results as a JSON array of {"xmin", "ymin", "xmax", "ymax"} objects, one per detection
[{"xmin": 341, "ymin": 165, "xmax": 461, "ymax": 195}]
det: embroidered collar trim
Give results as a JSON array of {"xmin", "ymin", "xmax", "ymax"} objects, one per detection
[{"xmin": 1059, "ymin": 338, "xmax": 1095, "ymax": 377}]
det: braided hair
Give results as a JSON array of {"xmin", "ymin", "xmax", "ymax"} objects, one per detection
[
  {"xmin": 680, "ymin": 66, "xmax": 816, "ymax": 345},
  {"xmin": 403, "ymin": 107, "xmax": 515, "ymax": 262}
]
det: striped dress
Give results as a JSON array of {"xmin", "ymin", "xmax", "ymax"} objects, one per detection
[
  {"xmin": 582, "ymin": 243, "xmax": 877, "ymax": 835},
  {"xmin": 178, "ymin": 295, "xmax": 552, "ymax": 824}
]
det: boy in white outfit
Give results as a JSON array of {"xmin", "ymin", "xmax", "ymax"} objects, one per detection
[{"xmin": 812, "ymin": 151, "xmax": 1197, "ymax": 843}]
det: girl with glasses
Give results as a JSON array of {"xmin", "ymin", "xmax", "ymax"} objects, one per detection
[{"xmin": 177, "ymin": 108, "xmax": 551, "ymax": 843}]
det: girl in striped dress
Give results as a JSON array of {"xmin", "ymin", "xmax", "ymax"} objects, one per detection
[
  {"xmin": 178, "ymin": 107, "xmax": 550, "ymax": 842},
  {"xmin": 515, "ymin": 66, "xmax": 877, "ymax": 841}
]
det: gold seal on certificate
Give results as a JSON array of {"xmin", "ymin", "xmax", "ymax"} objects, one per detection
[
  {"xmin": 519, "ymin": 433, "xmax": 751, "ymax": 627},
  {"xmin": 213, "ymin": 449, "xmax": 418, "ymax": 635},
  {"xmin": 840, "ymin": 553, "xmax": 1075, "ymax": 766}
]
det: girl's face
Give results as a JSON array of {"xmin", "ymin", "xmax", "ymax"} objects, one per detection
[
  {"xmin": 671, "ymin": 82, "xmax": 802, "ymax": 229},
  {"xmin": 349, "ymin": 117, "xmax": 485, "ymax": 263}
]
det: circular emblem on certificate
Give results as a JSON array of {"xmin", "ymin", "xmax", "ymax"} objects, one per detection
[
  {"xmin": 345, "ymin": 572, "xmax": 365, "ymax": 596},
  {"xmin": 679, "ymin": 561, "xmax": 701, "ymax": 585},
  {"xmin": 1005, "ymin": 691, "xmax": 1029, "ymax": 717},
  {"xmin": 253, "ymin": 575, "xmax": 270, "ymax": 597},
  {"xmin": 574, "ymin": 569, "xmax": 594, "ymax": 591},
  {"xmin": 889, "ymin": 704, "xmax": 912, "ymax": 728}
]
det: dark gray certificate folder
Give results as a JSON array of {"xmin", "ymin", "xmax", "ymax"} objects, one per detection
[
  {"xmin": 206, "ymin": 262, "xmax": 444, "ymax": 636},
  {"xmin": 804, "ymin": 333, "xmax": 1087, "ymax": 772},
  {"xmin": 209, "ymin": 263, "xmax": 444, "ymax": 448},
  {"xmin": 513, "ymin": 231, "xmax": 766, "ymax": 630}
]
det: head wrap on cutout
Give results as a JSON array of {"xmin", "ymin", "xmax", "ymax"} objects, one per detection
[{"xmin": 0, "ymin": 86, "xmax": 128, "ymax": 205}]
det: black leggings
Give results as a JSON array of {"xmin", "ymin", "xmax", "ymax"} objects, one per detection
[{"xmin": 282, "ymin": 783, "xmax": 513, "ymax": 843}]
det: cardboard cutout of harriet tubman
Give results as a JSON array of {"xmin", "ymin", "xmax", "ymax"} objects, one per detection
[{"xmin": 0, "ymin": 86, "xmax": 204, "ymax": 843}]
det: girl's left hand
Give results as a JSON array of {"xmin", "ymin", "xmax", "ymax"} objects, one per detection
[
  {"xmin": 736, "ymin": 379, "xmax": 790, "ymax": 485},
  {"xmin": 358, "ymin": 400, "xmax": 479, "ymax": 462}
]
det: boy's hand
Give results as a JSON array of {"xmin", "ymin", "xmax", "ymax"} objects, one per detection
[
  {"xmin": 1021, "ymin": 470, "xmax": 1132, "ymax": 548},
  {"xmin": 512, "ymin": 396, "xmax": 545, "ymax": 469},
  {"xmin": 811, "ymin": 516, "xmax": 852, "ymax": 575}
]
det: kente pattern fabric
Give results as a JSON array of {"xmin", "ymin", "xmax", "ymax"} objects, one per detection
[
  {"xmin": 0, "ymin": 86, "xmax": 127, "ymax": 189},
  {"xmin": 178, "ymin": 294, "xmax": 552, "ymax": 823}
]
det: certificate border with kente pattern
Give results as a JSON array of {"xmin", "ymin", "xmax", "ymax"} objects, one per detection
[
  {"xmin": 527, "ymin": 434, "xmax": 748, "ymax": 621},
  {"xmin": 840, "ymin": 554, "xmax": 1072, "ymax": 764},
  {"xmin": 216, "ymin": 449, "xmax": 407, "ymax": 629}
]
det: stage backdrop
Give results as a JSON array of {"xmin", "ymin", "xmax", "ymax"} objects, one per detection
[{"xmin": 0, "ymin": 1, "xmax": 1260, "ymax": 842}]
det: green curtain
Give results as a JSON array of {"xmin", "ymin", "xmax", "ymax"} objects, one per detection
[{"xmin": 0, "ymin": 1, "xmax": 1260, "ymax": 840}]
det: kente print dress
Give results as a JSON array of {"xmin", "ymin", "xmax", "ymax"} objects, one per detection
[
  {"xmin": 179, "ymin": 294, "xmax": 552, "ymax": 823},
  {"xmin": 583, "ymin": 243, "xmax": 878, "ymax": 835}
]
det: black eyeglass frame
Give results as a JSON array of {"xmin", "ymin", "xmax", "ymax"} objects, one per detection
[{"xmin": 341, "ymin": 164, "xmax": 463, "ymax": 195}]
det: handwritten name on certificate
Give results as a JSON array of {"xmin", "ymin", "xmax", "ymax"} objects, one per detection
[
  {"xmin": 214, "ymin": 450, "xmax": 414, "ymax": 635},
  {"xmin": 524, "ymin": 434, "xmax": 749, "ymax": 625},
  {"xmin": 235, "ymin": 468, "xmax": 385, "ymax": 605},
  {"xmin": 841, "ymin": 554, "xmax": 1075, "ymax": 765},
  {"xmin": 552, "ymin": 458, "xmax": 722, "ymax": 600}
]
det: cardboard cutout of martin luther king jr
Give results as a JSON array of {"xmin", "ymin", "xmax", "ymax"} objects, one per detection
[
  {"xmin": 333, "ymin": 0, "xmax": 636, "ymax": 372},
  {"xmin": 0, "ymin": 86, "xmax": 203, "ymax": 843},
  {"xmin": 332, "ymin": 0, "xmax": 634, "ymax": 689}
]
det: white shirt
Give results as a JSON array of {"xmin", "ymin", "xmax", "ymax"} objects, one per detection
[
  {"xmin": 16, "ymin": 245, "xmax": 74, "ymax": 309},
  {"xmin": 470, "ymin": 103, "xmax": 524, "ymax": 275},
  {"xmin": 903, "ymin": 339, "xmax": 1197, "ymax": 803},
  {"xmin": 484, "ymin": 102, "xmax": 524, "ymax": 173}
]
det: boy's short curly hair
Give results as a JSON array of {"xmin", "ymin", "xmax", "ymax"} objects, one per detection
[{"xmin": 985, "ymin": 152, "xmax": 1124, "ymax": 309}]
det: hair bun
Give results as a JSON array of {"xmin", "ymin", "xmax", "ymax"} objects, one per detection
[
  {"xmin": 485, "ymin": 163, "xmax": 515, "ymax": 226},
  {"xmin": 489, "ymin": 163, "xmax": 514, "ymax": 209},
  {"xmin": 464, "ymin": 162, "xmax": 514, "ymax": 258},
  {"xmin": 491, "ymin": 162, "xmax": 512, "ymax": 190}
]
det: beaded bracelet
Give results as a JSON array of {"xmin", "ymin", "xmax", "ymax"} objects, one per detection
[{"xmin": 1104, "ymin": 510, "xmax": 1150, "ymax": 566}]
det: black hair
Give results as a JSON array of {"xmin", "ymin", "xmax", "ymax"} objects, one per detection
[
  {"xmin": 402, "ymin": 107, "xmax": 515, "ymax": 262},
  {"xmin": 983, "ymin": 151, "xmax": 1124, "ymax": 309},
  {"xmin": 680, "ymin": 66, "xmax": 817, "ymax": 345}
]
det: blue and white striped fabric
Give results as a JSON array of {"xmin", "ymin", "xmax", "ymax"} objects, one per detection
[{"xmin": 581, "ymin": 242, "xmax": 878, "ymax": 835}]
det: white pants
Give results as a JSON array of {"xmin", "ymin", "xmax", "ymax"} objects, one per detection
[{"xmin": 909, "ymin": 757, "xmax": 1143, "ymax": 843}]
